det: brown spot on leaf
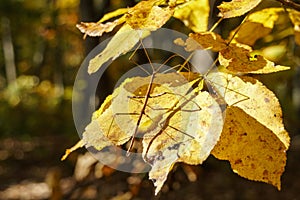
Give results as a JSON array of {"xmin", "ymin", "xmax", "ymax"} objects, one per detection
[
  {"xmin": 234, "ymin": 159, "xmax": 242, "ymax": 165},
  {"xmin": 264, "ymin": 97, "xmax": 270, "ymax": 103},
  {"xmin": 263, "ymin": 170, "xmax": 269, "ymax": 176}
]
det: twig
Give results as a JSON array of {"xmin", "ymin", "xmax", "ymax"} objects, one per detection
[{"xmin": 276, "ymin": 0, "xmax": 300, "ymax": 11}]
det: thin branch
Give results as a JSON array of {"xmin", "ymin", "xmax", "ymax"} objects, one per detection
[
  {"xmin": 1, "ymin": 17, "xmax": 17, "ymax": 84},
  {"xmin": 276, "ymin": 0, "xmax": 300, "ymax": 11}
]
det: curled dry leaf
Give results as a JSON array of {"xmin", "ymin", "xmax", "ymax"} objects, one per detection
[
  {"xmin": 76, "ymin": 0, "xmax": 164, "ymax": 39},
  {"xmin": 76, "ymin": 7, "xmax": 128, "ymax": 38},
  {"xmin": 217, "ymin": 0, "xmax": 262, "ymax": 18},
  {"xmin": 76, "ymin": 19, "xmax": 124, "ymax": 39}
]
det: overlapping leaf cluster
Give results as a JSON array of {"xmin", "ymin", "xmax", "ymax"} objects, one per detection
[{"xmin": 63, "ymin": 0, "xmax": 300, "ymax": 195}]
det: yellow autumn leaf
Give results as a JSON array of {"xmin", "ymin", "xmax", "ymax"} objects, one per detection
[
  {"xmin": 75, "ymin": 7, "xmax": 130, "ymax": 38},
  {"xmin": 65, "ymin": 87, "xmax": 130, "ymax": 154},
  {"xmin": 261, "ymin": 45, "xmax": 287, "ymax": 62},
  {"xmin": 230, "ymin": 8, "xmax": 284, "ymax": 46},
  {"xmin": 176, "ymin": 32, "xmax": 227, "ymax": 52},
  {"xmin": 248, "ymin": 8, "xmax": 283, "ymax": 29},
  {"xmin": 125, "ymin": 1, "xmax": 174, "ymax": 30},
  {"xmin": 88, "ymin": 24, "xmax": 150, "ymax": 74},
  {"xmin": 206, "ymin": 71, "xmax": 289, "ymax": 189},
  {"xmin": 218, "ymin": 43, "xmax": 290, "ymax": 74},
  {"xmin": 99, "ymin": 8, "xmax": 129, "ymax": 23},
  {"xmin": 212, "ymin": 106, "xmax": 287, "ymax": 190},
  {"xmin": 62, "ymin": 72, "xmax": 198, "ymax": 158},
  {"xmin": 173, "ymin": 0, "xmax": 210, "ymax": 32},
  {"xmin": 76, "ymin": 0, "xmax": 163, "ymax": 38},
  {"xmin": 61, "ymin": 77, "xmax": 140, "ymax": 160},
  {"xmin": 76, "ymin": 18, "xmax": 125, "ymax": 39},
  {"xmin": 83, "ymin": 0, "xmax": 177, "ymax": 74},
  {"xmin": 85, "ymin": 73, "xmax": 186, "ymax": 149},
  {"xmin": 288, "ymin": 9, "xmax": 300, "ymax": 45},
  {"xmin": 61, "ymin": 140, "xmax": 85, "ymax": 161},
  {"xmin": 218, "ymin": 0, "xmax": 262, "ymax": 18},
  {"xmin": 143, "ymin": 89, "xmax": 223, "ymax": 195},
  {"xmin": 176, "ymin": 32, "xmax": 289, "ymax": 74},
  {"xmin": 62, "ymin": 71, "xmax": 224, "ymax": 195},
  {"xmin": 207, "ymin": 71, "xmax": 290, "ymax": 148}
]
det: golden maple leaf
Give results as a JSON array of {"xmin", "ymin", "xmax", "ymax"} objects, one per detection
[{"xmin": 218, "ymin": 0, "xmax": 262, "ymax": 18}]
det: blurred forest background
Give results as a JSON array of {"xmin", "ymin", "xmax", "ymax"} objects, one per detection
[{"xmin": 0, "ymin": 0, "xmax": 300, "ymax": 199}]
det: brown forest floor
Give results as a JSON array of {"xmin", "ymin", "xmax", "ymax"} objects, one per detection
[{"xmin": 0, "ymin": 134, "xmax": 300, "ymax": 200}]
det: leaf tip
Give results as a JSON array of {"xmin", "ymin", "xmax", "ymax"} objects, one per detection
[
  {"xmin": 87, "ymin": 67, "xmax": 95, "ymax": 75},
  {"xmin": 88, "ymin": 57, "xmax": 101, "ymax": 74},
  {"xmin": 217, "ymin": 12, "xmax": 224, "ymax": 18},
  {"xmin": 61, "ymin": 149, "xmax": 70, "ymax": 161},
  {"xmin": 61, "ymin": 140, "xmax": 85, "ymax": 161}
]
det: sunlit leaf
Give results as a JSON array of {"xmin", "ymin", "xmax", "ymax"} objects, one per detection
[
  {"xmin": 63, "ymin": 71, "xmax": 224, "ymax": 194},
  {"xmin": 174, "ymin": 32, "xmax": 227, "ymax": 52},
  {"xmin": 230, "ymin": 8, "xmax": 284, "ymax": 45},
  {"xmin": 126, "ymin": 2, "xmax": 174, "ymax": 30},
  {"xmin": 288, "ymin": 9, "xmax": 300, "ymax": 45},
  {"xmin": 63, "ymin": 68, "xmax": 290, "ymax": 192},
  {"xmin": 69, "ymin": 72, "xmax": 199, "ymax": 151},
  {"xmin": 176, "ymin": 33, "xmax": 290, "ymax": 74},
  {"xmin": 261, "ymin": 45, "xmax": 287, "ymax": 62},
  {"xmin": 99, "ymin": 8, "xmax": 129, "ymax": 23},
  {"xmin": 143, "ymin": 90, "xmax": 223, "ymax": 195},
  {"xmin": 248, "ymin": 8, "xmax": 283, "ymax": 29},
  {"xmin": 62, "ymin": 0, "xmax": 295, "ymax": 194},
  {"xmin": 218, "ymin": 43, "xmax": 290, "ymax": 74},
  {"xmin": 76, "ymin": 0, "xmax": 170, "ymax": 40},
  {"xmin": 83, "ymin": 0, "xmax": 178, "ymax": 74},
  {"xmin": 61, "ymin": 140, "xmax": 85, "ymax": 161},
  {"xmin": 173, "ymin": 0, "xmax": 210, "ymax": 32},
  {"xmin": 88, "ymin": 24, "xmax": 150, "ymax": 74},
  {"xmin": 218, "ymin": 0, "xmax": 262, "ymax": 18},
  {"xmin": 207, "ymin": 71, "xmax": 289, "ymax": 189},
  {"xmin": 76, "ymin": 18, "xmax": 124, "ymax": 39},
  {"xmin": 212, "ymin": 106, "xmax": 287, "ymax": 190},
  {"xmin": 207, "ymin": 72, "xmax": 290, "ymax": 148}
]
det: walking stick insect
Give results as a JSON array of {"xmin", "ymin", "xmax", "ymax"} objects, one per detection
[{"xmin": 106, "ymin": 40, "xmax": 202, "ymax": 156}]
